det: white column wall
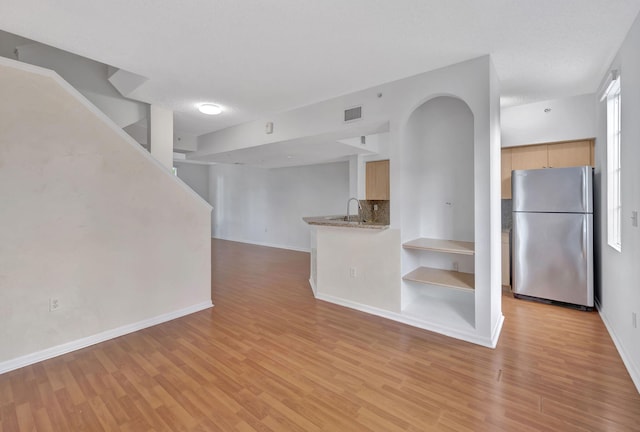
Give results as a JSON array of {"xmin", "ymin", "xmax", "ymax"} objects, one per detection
[{"xmin": 150, "ymin": 105, "xmax": 174, "ymax": 170}]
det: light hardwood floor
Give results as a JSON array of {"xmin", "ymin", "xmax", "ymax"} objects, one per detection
[{"xmin": 1, "ymin": 238, "xmax": 639, "ymax": 431}]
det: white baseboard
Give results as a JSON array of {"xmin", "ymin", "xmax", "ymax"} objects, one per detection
[
  {"xmin": 596, "ymin": 300, "xmax": 640, "ymax": 393},
  {"xmin": 490, "ymin": 314, "xmax": 505, "ymax": 349},
  {"xmin": 315, "ymin": 293, "xmax": 500, "ymax": 348},
  {"xmin": 308, "ymin": 278, "xmax": 317, "ymax": 296},
  {"xmin": 212, "ymin": 236, "xmax": 310, "ymax": 253},
  {"xmin": 0, "ymin": 301, "xmax": 213, "ymax": 375}
]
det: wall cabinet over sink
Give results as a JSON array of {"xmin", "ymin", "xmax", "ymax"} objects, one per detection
[
  {"xmin": 501, "ymin": 139, "xmax": 594, "ymax": 199},
  {"xmin": 365, "ymin": 160, "xmax": 390, "ymax": 200}
]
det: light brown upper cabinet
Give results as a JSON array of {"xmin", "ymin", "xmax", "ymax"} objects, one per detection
[
  {"xmin": 366, "ymin": 159, "xmax": 390, "ymax": 200},
  {"xmin": 547, "ymin": 140, "xmax": 593, "ymax": 168},
  {"xmin": 501, "ymin": 148, "xmax": 512, "ymax": 199},
  {"xmin": 511, "ymin": 144, "xmax": 549, "ymax": 170},
  {"xmin": 501, "ymin": 139, "xmax": 594, "ymax": 199}
]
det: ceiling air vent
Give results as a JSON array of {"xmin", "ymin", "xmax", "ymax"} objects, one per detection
[{"xmin": 344, "ymin": 106, "xmax": 362, "ymax": 122}]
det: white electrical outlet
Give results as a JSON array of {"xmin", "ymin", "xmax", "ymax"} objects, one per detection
[
  {"xmin": 49, "ymin": 297, "xmax": 60, "ymax": 312},
  {"xmin": 349, "ymin": 267, "xmax": 357, "ymax": 278},
  {"xmin": 633, "ymin": 312, "xmax": 637, "ymax": 329},
  {"xmin": 452, "ymin": 262, "xmax": 459, "ymax": 272}
]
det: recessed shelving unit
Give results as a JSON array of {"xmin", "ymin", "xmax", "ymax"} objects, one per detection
[
  {"xmin": 402, "ymin": 237, "xmax": 475, "ymax": 291},
  {"xmin": 396, "ymin": 84, "xmax": 500, "ymax": 347}
]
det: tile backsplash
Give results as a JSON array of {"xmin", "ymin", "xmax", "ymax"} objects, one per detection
[
  {"xmin": 502, "ymin": 199, "xmax": 512, "ymax": 230},
  {"xmin": 360, "ymin": 200, "xmax": 390, "ymax": 225}
]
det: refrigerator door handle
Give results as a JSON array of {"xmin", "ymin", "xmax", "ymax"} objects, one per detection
[
  {"xmin": 582, "ymin": 217, "xmax": 587, "ymax": 259},
  {"xmin": 582, "ymin": 169, "xmax": 588, "ymax": 212}
]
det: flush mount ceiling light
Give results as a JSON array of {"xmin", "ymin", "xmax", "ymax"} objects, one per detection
[{"xmin": 198, "ymin": 103, "xmax": 223, "ymax": 115}]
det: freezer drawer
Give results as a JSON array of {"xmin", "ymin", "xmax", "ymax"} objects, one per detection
[
  {"xmin": 512, "ymin": 166, "xmax": 593, "ymax": 214},
  {"xmin": 512, "ymin": 212, "xmax": 593, "ymax": 307}
]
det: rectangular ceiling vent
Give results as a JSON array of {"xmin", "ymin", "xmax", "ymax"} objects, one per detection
[{"xmin": 344, "ymin": 106, "xmax": 362, "ymax": 122}]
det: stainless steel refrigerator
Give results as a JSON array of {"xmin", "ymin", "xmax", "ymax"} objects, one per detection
[{"xmin": 512, "ymin": 166, "xmax": 593, "ymax": 308}]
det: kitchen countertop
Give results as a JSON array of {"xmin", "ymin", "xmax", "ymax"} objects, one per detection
[{"xmin": 303, "ymin": 215, "xmax": 389, "ymax": 230}]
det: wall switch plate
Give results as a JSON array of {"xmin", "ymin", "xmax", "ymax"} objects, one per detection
[
  {"xmin": 631, "ymin": 211, "xmax": 638, "ymax": 228},
  {"xmin": 633, "ymin": 312, "xmax": 637, "ymax": 329},
  {"xmin": 349, "ymin": 267, "xmax": 357, "ymax": 278},
  {"xmin": 49, "ymin": 297, "xmax": 60, "ymax": 312},
  {"xmin": 265, "ymin": 121, "xmax": 274, "ymax": 134}
]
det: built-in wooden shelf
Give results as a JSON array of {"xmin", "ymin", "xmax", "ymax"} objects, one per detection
[
  {"xmin": 402, "ymin": 238, "xmax": 474, "ymax": 255},
  {"xmin": 403, "ymin": 266, "xmax": 475, "ymax": 291}
]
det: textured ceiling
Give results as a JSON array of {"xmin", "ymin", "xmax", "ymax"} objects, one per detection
[{"xmin": 1, "ymin": 0, "xmax": 639, "ymax": 137}]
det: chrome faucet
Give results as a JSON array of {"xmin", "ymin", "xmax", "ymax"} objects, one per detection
[{"xmin": 347, "ymin": 197, "xmax": 362, "ymax": 222}]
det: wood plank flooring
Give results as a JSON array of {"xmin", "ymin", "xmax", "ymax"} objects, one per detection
[{"xmin": 1, "ymin": 238, "xmax": 639, "ymax": 431}]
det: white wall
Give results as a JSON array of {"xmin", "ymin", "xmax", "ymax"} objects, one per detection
[
  {"xmin": 174, "ymin": 131, "xmax": 198, "ymax": 152},
  {"xmin": 149, "ymin": 105, "xmax": 174, "ymax": 170},
  {"xmin": 0, "ymin": 58, "xmax": 212, "ymax": 369},
  {"xmin": 595, "ymin": 13, "xmax": 640, "ymax": 392},
  {"xmin": 0, "ymin": 30, "xmax": 30, "ymax": 59},
  {"xmin": 209, "ymin": 162, "xmax": 349, "ymax": 251},
  {"xmin": 316, "ymin": 227, "xmax": 401, "ymax": 312},
  {"xmin": 175, "ymin": 162, "xmax": 210, "ymax": 202},
  {"xmin": 501, "ymin": 94, "xmax": 596, "ymax": 147},
  {"xmin": 488, "ymin": 60, "xmax": 503, "ymax": 340}
]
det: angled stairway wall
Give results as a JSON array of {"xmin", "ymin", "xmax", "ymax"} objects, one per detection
[
  {"xmin": 0, "ymin": 57, "xmax": 212, "ymax": 371},
  {"xmin": 15, "ymin": 42, "xmax": 148, "ymax": 131}
]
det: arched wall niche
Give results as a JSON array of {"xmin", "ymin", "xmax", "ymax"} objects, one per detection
[{"xmin": 403, "ymin": 95, "xmax": 475, "ymax": 245}]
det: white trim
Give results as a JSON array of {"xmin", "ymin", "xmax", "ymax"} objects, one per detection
[
  {"xmin": 490, "ymin": 314, "xmax": 505, "ymax": 349},
  {"xmin": 596, "ymin": 299, "xmax": 640, "ymax": 393},
  {"xmin": 0, "ymin": 301, "xmax": 213, "ymax": 375},
  {"xmin": 308, "ymin": 278, "xmax": 317, "ymax": 296},
  {"xmin": 212, "ymin": 236, "xmax": 310, "ymax": 253},
  {"xmin": 599, "ymin": 70, "xmax": 619, "ymax": 101},
  {"xmin": 174, "ymin": 159, "xmax": 216, "ymax": 166},
  {"xmin": 315, "ymin": 293, "xmax": 502, "ymax": 348},
  {"xmin": 0, "ymin": 56, "xmax": 212, "ymax": 213}
]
